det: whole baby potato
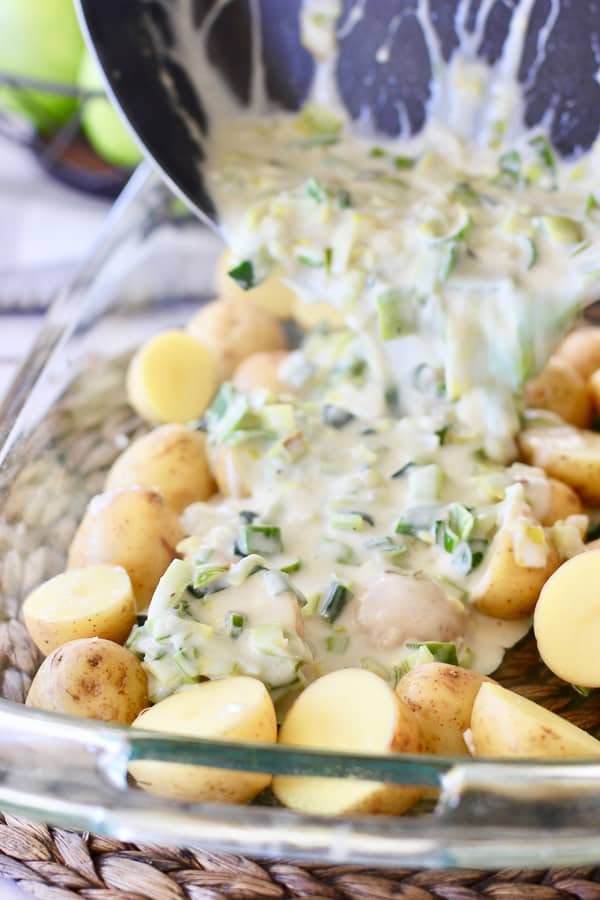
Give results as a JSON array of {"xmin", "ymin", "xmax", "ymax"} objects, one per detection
[
  {"xmin": 26, "ymin": 637, "xmax": 148, "ymax": 724},
  {"xmin": 67, "ymin": 487, "xmax": 183, "ymax": 610},
  {"xmin": 524, "ymin": 358, "xmax": 591, "ymax": 428},
  {"xmin": 187, "ymin": 297, "xmax": 287, "ymax": 380},
  {"xmin": 232, "ymin": 351, "xmax": 293, "ymax": 396},
  {"xmin": 105, "ymin": 424, "xmax": 216, "ymax": 513},
  {"xmin": 396, "ymin": 663, "xmax": 494, "ymax": 755},
  {"xmin": 555, "ymin": 327, "xmax": 600, "ymax": 380},
  {"xmin": 129, "ymin": 677, "xmax": 277, "ymax": 803}
]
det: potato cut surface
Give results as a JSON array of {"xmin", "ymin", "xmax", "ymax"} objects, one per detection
[
  {"xmin": 23, "ymin": 565, "xmax": 136, "ymax": 654},
  {"xmin": 534, "ymin": 548, "xmax": 600, "ymax": 687},
  {"xmin": 519, "ymin": 424, "xmax": 600, "ymax": 503},
  {"xmin": 273, "ymin": 668, "xmax": 422, "ymax": 816},
  {"xmin": 126, "ymin": 330, "xmax": 216, "ymax": 424},
  {"xmin": 470, "ymin": 682, "xmax": 600, "ymax": 758},
  {"xmin": 129, "ymin": 676, "xmax": 277, "ymax": 803}
]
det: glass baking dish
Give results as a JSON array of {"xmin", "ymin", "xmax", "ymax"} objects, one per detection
[{"xmin": 2, "ymin": 165, "xmax": 600, "ymax": 869}]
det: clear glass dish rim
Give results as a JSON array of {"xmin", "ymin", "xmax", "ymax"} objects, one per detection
[{"xmin": 2, "ymin": 165, "xmax": 600, "ymax": 866}]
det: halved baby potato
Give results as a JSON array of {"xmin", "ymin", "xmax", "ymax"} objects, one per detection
[
  {"xmin": 524, "ymin": 358, "xmax": 591, "ymax": 428},
  {"xmin": 519, "ymin": 424, "xmax": 600, "ymax": 504},
  {"xmin": 23, "ymin": 565, "xmax": 136, "ymax": 655},
  {"xmin": 129, "ymin": 676, "xmax": 277, "ymax": 803},
  {"xmin": 534, "ymin": 548, "xmax": 600, "ymax": 688},
  {"xmin": 469, "ymin": 682, "xmax": 600, "ymax": 758},
  {"xmin": 397, "ymin": 663, "xmax": 493, "ymax": 755},
  {"xmin": 273, "ymin": 668, "xmax": 423, "ymax": 816},
  {"xmin": 555, "ymin": 326, "xmax": 600, "ymax": 380},
  {"xmin": 127, "ymin": 330, "xmax": 217, "ymax": 424},
  {"xmin": 105, "ymin": 424, "xmax": 216, "ymax": 512}
]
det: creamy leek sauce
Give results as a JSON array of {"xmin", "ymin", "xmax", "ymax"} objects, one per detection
[{"xmin": 130, "ymin": 0, "xmax": 600, "ymax": 704}]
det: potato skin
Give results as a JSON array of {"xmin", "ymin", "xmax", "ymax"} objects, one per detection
[
  {"xmin": 555, "ymin": 327, "xmax": 600, "ymax": 380},
  {"xmin": 129, "ymin": 677, "xmax": 277, "ymax": 803},
  {"xmin": 519, "ymin": 424, "xmax": 600, "ymax": 504},
  {"xmin": 26, "ymin": 638, "xmax": 148, "ymax": 724},
  {"xmin": 471, "ymin": 526, "xmax": 559, "ymax": 619},
  {"xmin": 105, "ymin": 424, "xmax": 216, "ymax": 513},
  {"xmin": 396, "ymin": 663, "xmax": 493, "ymax": 755},
  {"xmin": 187, "ymin": 297, "xmax": 287, "ymax": 380},
  {"xmin": 524, "ymin": 358, "xmax": 591, "ymax": 428},
  {"xmin": 232, "ymin": 351, "xmax": 293, "ymax": 396},
  {"xmin": 539, "ymin": 479, "xmax": 583, "ymax": 526},
  {"xmin": 67, "ymin": 487, "xmax": 183, "ymax": 610},
  {"xmin": 23, "ymin": 565, "xmax": 136, "ymax": 655}
]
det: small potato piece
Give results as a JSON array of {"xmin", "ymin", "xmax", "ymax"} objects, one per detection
[
  {"xmin": 68, "ymin": 487, "xmax": 183, "ymax": 610},
  {"xmin": 127, "ymin": 330, "xmax": 217, "ymax": 424},
  {"xmin": 232, "ymin": 351, "xmax": 293, "ymax": 396},
  {"xmin": 471, "ymin": 527, "xmax": 559, "ymax": 619},
  {"xmin": 519, "ymin": 424, "xmax": 600, "ymax": 504},
  {"xmin": 26, "ymin": 637, "xmax": 148, "ymax": 724},
  {"xmin": 524, "ymin": 358, "xmax": 591, "ymax": 428},
  {"xmin": 356, "ymin": 574, "xmax": 466, "ymax": 651},
  {"xmin": 534, "ymin": 548, "xmax": 600, "ymax": 687},
  {"xmin": 129, "ymin": 677, "xmax": 277, "ymax": 803},
  {"xmin": 273, "ymin": 668, "xmax": 423, "ymax": 816},
  {"xmin": 23, "ymin": 565, "xmax": 136, "ymax": 655},
  {"xmin": 539, "ymin": 479, "xmax": 583, "ymax": 526},
  {"xmin": 105, "ymin": 424, "xmax": 216, "ymax": 512},
  {"xmin": 212, "ymin": 445, "xmax": 251, "ymax": 498},
  {"xmin": 216, "ymin": 249, "xmax": 296, "ymax": 318},
  {"xmin": 187, "ymin": 297, "xmax": 287, "ymax": 380},
  {"xmin": 470, "ymin": 682, "xmax": 600, "ymax": 758},
  {"xmin": 555, "ymin": 327, "xmax": 600, "ymax": 380},
  {"xmin": 397, "ymin": 664, "xmax": 494, "ymax": 755}
]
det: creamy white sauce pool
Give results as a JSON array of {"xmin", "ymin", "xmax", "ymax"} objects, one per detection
[{"xmin": 129, "ymin": 0, "xmax": 600, "ymax": 706}]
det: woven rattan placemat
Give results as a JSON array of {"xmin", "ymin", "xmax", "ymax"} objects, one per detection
[{"xmin": 1, "ymin": 359, "xmax": 600, "ymax": 899}]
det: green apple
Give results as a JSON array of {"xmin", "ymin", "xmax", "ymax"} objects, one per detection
[
  {"xmin": 79, "ymin": 52, "xmax": 142, "ymax": 168},
  {"xmin": 0, "ymin": 0, "xmax": 84, "ymax": 133}
]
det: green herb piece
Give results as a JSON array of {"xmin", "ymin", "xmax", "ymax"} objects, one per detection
[
  {"xmin": 385, "ymin": 384, "xmax": 400, "ymax": 412},
  {"xmin": 391, "ymin": 461, "xmax": 415, "ymax": 479},
  {"xmin": 365, "ymin": 536, "xmax": 407, "ymax": 565},
  {"xmin": 280, "ymin": 558, "xmax": 302, "ymax": 574},
  {"xmin": 393, "ymin": 155, "xmax": 415, "ymax": 170},
  {"xmin": 324, "ymin": 247, "xmax": 333, "ymax": 271},
  {"xmin": 539, "ymin": 214, "xmax": 583, "ymax": 245},
  {"xmin": 297, "ymin": 135, "xmax": 339, "ymax": 148},
  {"xmin": 395, "ymin": 506, "xmax": 441, "ymax": 538},
  {"xmin": 469, "ymin": 539, "xmax": 488, "ymax": 570},
  {"xmin": 319, "ymin": 581, "xmax": 352, "ymax": 623},
  {"xmin": 439, "ymin": 241, "xmax": 459, "ymax": 282},
  {"xmin": 369, "ymin": 146, "xmax": 386, "ymax": 158},
  {"xmin": 572, "ymin": 684, "xmax": 594, "ymax": 698},
  {"xmin": 586, "ymin": 520, "xmax": 600, "ymax": 541},
  {"xmin": 396, "ymin": 645, "xmax": 436, "ymax": 677},
  {"xmin": 205, "ymin": 384, "xmax": 261, "ymax": 444},
  {"xmin": 225, "ymin": 611, "xmax": 245, "ymax": 639},
  {"xmin": 435, "ymin": 425, "xmax": 450, "ymax": 446},
  {"xmin": 227, "ymin": 260, "xmax": 255, "ymax": 290},
  {"xmin": 239, "ymin": 510, "xmax": 259, "ymax": 524},
  {"xmin": 298, "ymin": 253, "xmax": 325, "ymax": 268},
  {"xmin": 405, "ymin": 641, "xmax": 459, "ymax": 666},
  {"xmin": 525, "ymin": 237, "xmax": 538, "ymax": 270},
  {"xmin": 497, "ymin": 150, "xmax": 521, "ymax": 182},
  {"xmin": 447, "ymin": 503, "xmax": 474, "ymax": 544},
  {"xmin": 299, "ymin": 102, "xmax": 342, "ymax": 137},
  {"xmin": 188, "ymin": 563, "xmax": 228, "ymax": 598},
  {"xmin": 305, "ymin": 177, "xmax": 326, "ymax": 203},
  {"xmin": 336, "ymin": 188, "xmax": 352, "ymax": 208},
  {"xmin": 528, "ymin": 135, "xmax": 556, "ymax": 173},
  {"xmin": 585, "ymin": 194, "xmax": 599, "ymax": 216},
  {"xmin": 330, "ymin": 512, "xmax": 367, "ymax": 532},
  {"xmin": 237, "ymin": 524, "xmax": 283, "ymax": 556},
  {"xmin": 325, "ymin": 633, "xmax": 350, "ymax": 654},
  {"xmin": 322, "ymin": 405, "xmax": 355, "ymax": 429},
  {"xmin": 376, "ymin": 290, "xmax": 411, "ymax": 340},
  {"xmin": 451, "ymin": 181, "xmax": 480, "ymax": 205}
]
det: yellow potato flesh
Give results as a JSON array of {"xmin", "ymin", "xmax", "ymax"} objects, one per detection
[
  {"xmin": 216, "ymin": 249, "xmax": 296, "ymax": 318},
  {"xmin": 273, "ymin": 668, "xmax": 423, "ymax": 816},
  {"xmin": 105, "ymin": 424, "xmax": 216, "ymax": 512},
  {"xmin": 470, "ymin": 682, "xmax": 600, "ymax": 758},
  {"xmin": 397, "ymin": 663, "xmax": 493, "ymax": 755},
  {"xmin": 126, "ymin": 330, "xmax": 216, "ymax": 424},
  {"xmin": 519, "ymin": 424, "xmax": 600, "ymax": 504},
  {"xmin": 540, "ymin": 479, "xmax": 583, "ymax": 526},
  {"xmin": 555, "ymin": 327, "xmax": 600, "ymax": 380},
  {"xmin": 534, "ymin": 548, "xmax": 600, "ymax": 687},
  {"xmin": 129, "ymin": 677, "xmax": 277, "ymax": 803},
  {"xmin": 23, "ymin": 565, "xmax": 136, "ymax": 655}
]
